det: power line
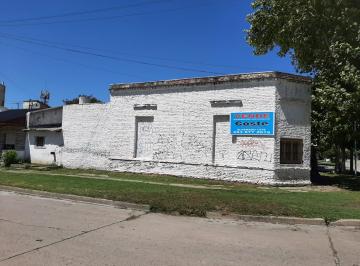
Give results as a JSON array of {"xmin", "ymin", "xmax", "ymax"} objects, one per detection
[
  {"xmin": 0, "ymin": 32, "xmax": 225, "ymax": 75},
  {"xmin": 0, "ymin": 1, "xmax": 229, "ymax": 27},
  {"xmin": 0, "ymin": 0, "xmax": 169, "ymax": 25},
  {"xmin": 0, "ymin": 40, "xmax": 147, "ymax": 79},
  {"xmin": 0, "ymin": 32, "xmax": 255, "ymax": 72}
]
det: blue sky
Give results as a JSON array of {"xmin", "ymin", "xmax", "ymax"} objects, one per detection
[{"xmin": 0, "ymin": 0, "xmax": 296, "ymax": 107}]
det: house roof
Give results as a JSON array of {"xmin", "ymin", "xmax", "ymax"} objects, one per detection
[
  {"xmin": 110, "ymin": 71, "xmax": 312, "ymax": 92},
  {"xmin": 0, "ymin": 109, "xmax": 28, "ymax": 123}
]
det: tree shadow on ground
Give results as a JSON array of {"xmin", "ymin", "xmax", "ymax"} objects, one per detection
[
  {"xmin": 312, "ymin": 172, "xmax": 360, "ymax": 191},
  {"xmin": 327, "ymin": 175, "xmax": 360, "ymax": 191}
]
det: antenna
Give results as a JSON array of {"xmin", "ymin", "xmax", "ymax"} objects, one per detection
[{"xmin": 40, "ymin": 90, "xmax": 50, "ymax": 105}]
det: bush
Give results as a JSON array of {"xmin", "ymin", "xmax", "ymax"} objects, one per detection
[{"xmin": 3, "ymin": 150, "xmax": 18, "ymax": 167}]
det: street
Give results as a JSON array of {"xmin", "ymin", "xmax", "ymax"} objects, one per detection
[{"xmin": 0, "ymin": 191, "xmax": 359, "ymax": 266}]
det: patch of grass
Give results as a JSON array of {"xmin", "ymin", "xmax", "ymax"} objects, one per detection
[
  {"xmin": 0, "ymin": 169, "xmax": 360, "ymax": 221},
  {"xmin": 36, "ymin": 166, "xmax": 252, "ymax": 188}
]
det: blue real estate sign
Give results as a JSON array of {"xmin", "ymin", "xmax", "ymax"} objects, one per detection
[{"xmin": 230, "ymin": 112, "xmax": 275, "ymax": 136}]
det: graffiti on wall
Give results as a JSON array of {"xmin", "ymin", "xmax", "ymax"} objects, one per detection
[
  {"xmin": 238, "ymin": 138, "xmax": 266, "ymax": 150},
  {"xmin": 153, "ymin": 133, "xmax": 178, "ymax": 160},
  {"xmin": 237, "ymin": 150, "xmax": 273, "ymax": 163},
  {"xmin": 153, "ymin": 131, "xmax": 210, "ymax": 161}
]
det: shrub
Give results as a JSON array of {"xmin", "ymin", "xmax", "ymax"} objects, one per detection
[{"xmin": 3, "ymin": 150, "xmax": 18, "ymax": 167}]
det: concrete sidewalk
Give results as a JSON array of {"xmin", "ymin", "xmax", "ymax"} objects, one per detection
[{"xmin": 0, "ymin": 191, "xmax": 359, "ymax": 266}]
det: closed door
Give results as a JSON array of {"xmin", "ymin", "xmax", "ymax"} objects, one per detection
[
  {"xmin": 212, "ymin": 115, "xmax": 231, "ymax": 165},
  {"xmin": 135, "ymin": 117, "xmax": 154, "ymax": 159}
]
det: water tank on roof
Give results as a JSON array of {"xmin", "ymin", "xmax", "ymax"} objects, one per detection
[
  {"xmin": 79, "ymin": 96, "xmax": 91, "ymax": 104},
  {"xmin": 23, "ymin": 101, "xmax": 41, "ymax": 110}
]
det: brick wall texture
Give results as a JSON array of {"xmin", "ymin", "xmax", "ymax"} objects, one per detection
[{"xmin": 54, "ymin": 75, "xmax": 311, "ymax": 185}]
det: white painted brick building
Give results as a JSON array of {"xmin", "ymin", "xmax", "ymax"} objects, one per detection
[{"xmin": 26, "ymin": 72, "xmax": 312, "ymax": 185}]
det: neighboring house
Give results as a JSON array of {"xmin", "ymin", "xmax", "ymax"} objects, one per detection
[
  {"xmin": 0, "ymin": 109, "xmax": 28, "ymax": 159},
  {"xmin": 26, "ymin": 72, "xmax": 312, "ymax": 185},
  {"xmin": 25, "ymin": 107, "xmax": 63, "ymax": 164},
  {"xmin": 0, "ymin": 83, "xmax": 50, "ymax": 161},
  {"xmin": 23, "ymin": 100, "xmax": 49, "ymax": 110}
]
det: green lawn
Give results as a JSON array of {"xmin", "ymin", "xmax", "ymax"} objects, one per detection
[
  {"xmin": 34, "ymin": 166, "xmax": 243, "ymax": 187},
  {"xmin": 0, "ymin": 167, "xmax": 360, "ymax": 221}
]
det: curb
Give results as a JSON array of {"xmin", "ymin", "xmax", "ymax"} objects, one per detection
[
  {"xmin": 329, "ymin": 219, "xmax": 360, "ymax": 227},
  {"xmin": 1, "ymin": 186, "xmax": 359, "ymax": 227},
  {"xmin": 0, "ymin": 185, "xmax": 150, "ymax": 212},
  {"xmin": 207, "ymin": 212, "xmax": 326, "ymax": 226}
]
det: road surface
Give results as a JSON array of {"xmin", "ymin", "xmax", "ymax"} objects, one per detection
[{"xmin": 0, "ymin": 191, "xmax": 359, "ymax": 266}]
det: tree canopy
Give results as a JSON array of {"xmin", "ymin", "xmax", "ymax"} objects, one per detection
[
  {"xmin": 247, "ymin": 0, "xmax": 360, "ymax": 173},
  {"xmin": 247, "ymin": 0, "xmax": 360, "ymax": 73}
]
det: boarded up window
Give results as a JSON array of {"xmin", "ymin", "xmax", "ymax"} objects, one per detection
[
  {"xmin": 280, "ymin": 139, "xmax": 303, "ymax": 164},
  {"xmin": 212, "ymin": 115, "xmax": 231, "ymax": 165},
  {"xmin": 134, "ymin": 116, "xmax": 154, "ymax": 159}
]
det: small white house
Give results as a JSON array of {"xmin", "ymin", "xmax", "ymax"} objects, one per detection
[
  {"xmin": 25, "ymin": 107, "xmax": 63, "ymax": 164},
  {"xmin": 26, "ymin": 72, "xmax": 312, "ymax": 185}
]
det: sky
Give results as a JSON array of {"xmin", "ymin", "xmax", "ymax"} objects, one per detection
[{"xmin": 0, "ymin": 0, "xmax": 296, "ymax": 107}]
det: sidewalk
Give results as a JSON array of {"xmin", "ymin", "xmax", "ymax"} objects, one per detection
[{"xmin": 1, "ymin": 190, "xmax": 359, "ymax": 266}]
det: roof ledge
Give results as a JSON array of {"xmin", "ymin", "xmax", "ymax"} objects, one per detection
[{"xmin": 110, "ymin": 72, "xmax": 312, "ymax": 92}]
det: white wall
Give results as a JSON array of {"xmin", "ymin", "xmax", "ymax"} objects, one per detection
[
  {"xmin": 27, "ymin": 131, "xmax": 64, "ymax": 165},
  {"xmin": 274, "ymin": 79, "xmax": 312, "ymax": 181},
  {"xmin": 109, "ymin": 80, "xmax": 276, "ymax": 168},
  {"xmin": 37, "ymin": 75, "xmax": 311, "ymax": 185},
  {"xmin": 61, "ymin": 103, "xmax": 111, "ymax": 170}
]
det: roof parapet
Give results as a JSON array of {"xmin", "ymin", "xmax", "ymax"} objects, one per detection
[{"xmin": 110, "ymin": 71, "xmax": 312, "ymax": 92}]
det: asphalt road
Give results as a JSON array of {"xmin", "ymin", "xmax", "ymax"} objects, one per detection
[{"xmin": 0, "ymin": 191, "xmax": 359, "ymax": 266}]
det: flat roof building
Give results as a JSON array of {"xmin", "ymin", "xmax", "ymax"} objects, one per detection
[{"xmin": 26, "ymin": 72, "xmax": 312, "ymax": 185}]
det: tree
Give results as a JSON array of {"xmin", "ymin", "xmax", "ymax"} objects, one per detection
[
  {"xmin": 63, "ymin": 95, "xmax": 103, "ymax": 105},
  {"xmin": 247, "ymin": 0, "xmax": 360, "ymax": 72},
  {"xmin": 247, "ymin": 0, "xmax": 360, "ymax": 175}
]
